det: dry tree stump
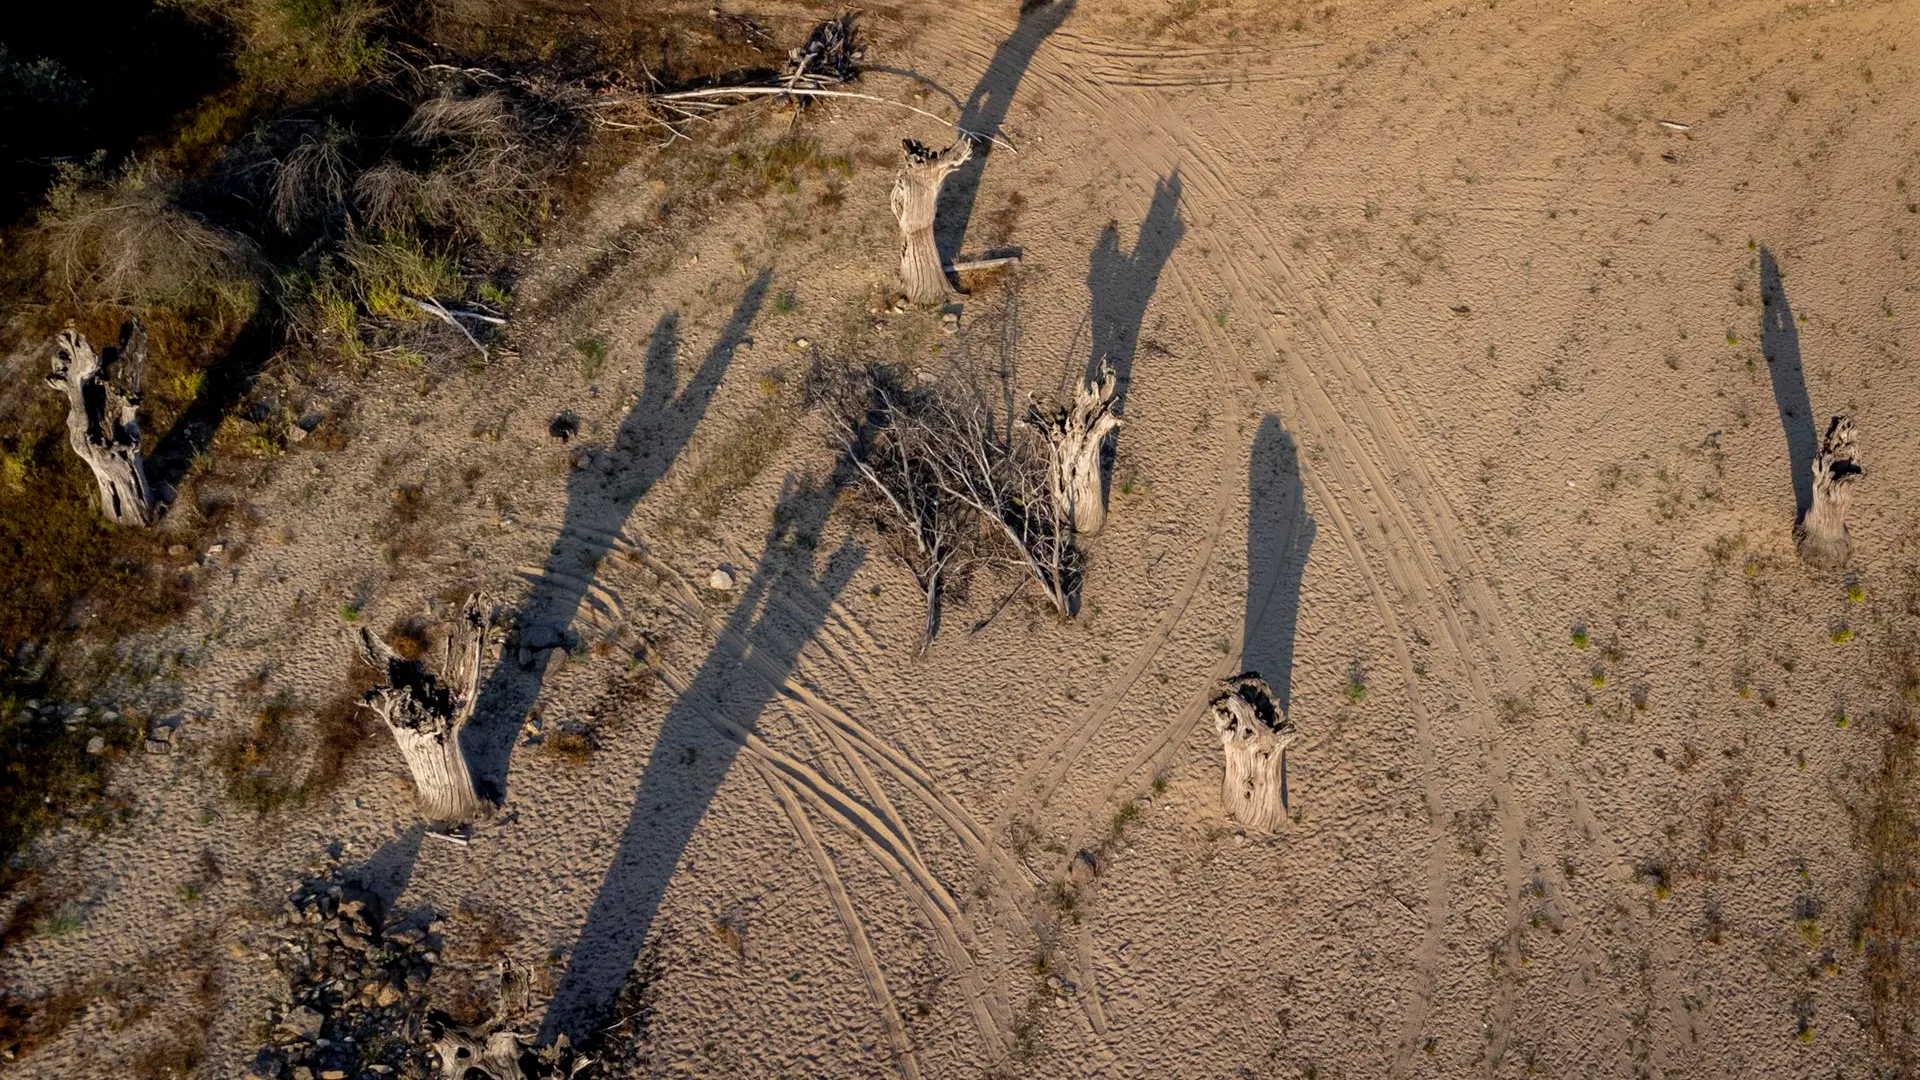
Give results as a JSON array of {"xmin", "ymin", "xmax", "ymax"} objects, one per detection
[
  {"xmin": 1211, "ymin": 672, "xmax": 1294, "ymax": 833},
  {"xmin": 358, "ymin": 599, "xmax": 496, "ymax": 824},
  {"xmin": 1028, "ymin": 359, "xmax": 1122, "ymax": 537},
  {"xmin": 44, "ymin": 320, "xmax": 156, "ymax": 526},
  {"xmin": 1796, "ymin": 415, "xmax": 1863, "ymax": 570},
  {"xmin": 890, "ymin": 137, "xmax": 973, "ymax": 306}
]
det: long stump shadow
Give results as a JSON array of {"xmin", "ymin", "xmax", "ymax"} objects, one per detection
[
  {"xmin": 145, "ymin": 304, "xmax": 281, "ymax": 502},
  {"xmin": 540, "ymin": 477, "xmax": 863, "ymax": 1044},
  {"xmin": 1758, "ymin": 247, "xmax": 1817, "ymax": 523},
  {"xmin": 464, "ymin": 270, "xmax": 771, "ymax": 800},
  {"xmin": 934, "ymin": 0, "xmax": 1076, "ymax": 267},
  {"xmin": 1242, "ymin": 415, "xmax": 1315, "ymax": 716},
  {"xmin": 1086, "ymin": 171, "xmax": 1183, "ymax": 408}
]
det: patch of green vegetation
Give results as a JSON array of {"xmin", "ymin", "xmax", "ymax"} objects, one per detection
[
  {"xmin": 575, "ymin": 333, "xmax": 610, "ymax": 381},
  {"xmin": 726, "ymin": 136, "xmax": 851, "ymax": 196},
  {"xmin": 1571, "ymin": 626, "xmax": 1590, "ymax": 649},
  {"xmin": 32, "ymin": 901, "xmax": 87, "ymax": 938}
]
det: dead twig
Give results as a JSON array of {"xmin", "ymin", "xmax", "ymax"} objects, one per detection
[{"xmin": 407, "ymin": 295, "xmax": 491, "ymax": 359}]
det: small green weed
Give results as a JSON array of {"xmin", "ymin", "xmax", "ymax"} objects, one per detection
[
  {"xmin": 574, "ymin": 333, "xmax": 609, "ymax": 381},
  {"xmin": 33, "ymin": 901, "xmax": 87, "ymax": 938}
]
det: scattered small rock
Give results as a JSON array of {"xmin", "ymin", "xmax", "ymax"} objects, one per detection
[
  {"xmin": 1068, "ymin": 848, "xmax": 1100, "ymax": 886},
  {"xmin": 85, "ymin": 735, "xmax": 105, "ymax": 755},
  {"xmin": 708, "ymin": 567, "xmax": 737, "ymax": 591}
]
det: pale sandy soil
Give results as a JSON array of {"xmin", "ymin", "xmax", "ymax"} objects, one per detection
[{"xmin": 5, "ymin": 0, "xmax": 1920, "ymax": 1076}]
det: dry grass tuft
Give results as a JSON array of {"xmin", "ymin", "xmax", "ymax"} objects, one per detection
[{"xmin": 42, "ymin": 162, "xmax": 262, "ymax": 326}]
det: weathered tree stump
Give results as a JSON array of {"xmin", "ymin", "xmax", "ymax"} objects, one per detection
[
  {"xmin": 1211, "ymin": 672, "xmax": 1293, "ymax": 833},
  {"xmin": 358, "ymin": 599, "xmax": 496, "ymax": 823},
  {"xmin": 1028, "ymin": 359, "xmax": 1121, "ymax": 537},
  {"xmin": 890, "ymin": 138, "xmax": 973, "ymax": 306},
  {"xmin": 44, "ymin": 320, "xmax": 156, "ymax": 526},
  {"xmin": 1796, "ymin": 415, "xmax": 1863, "ymax": 570}
]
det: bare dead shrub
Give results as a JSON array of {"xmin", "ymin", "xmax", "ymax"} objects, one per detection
[
  {"xmin": 809, "ymin": 359, "xmax": 976, "ymax": 652},
  {"xmin": 811, "ymin": 353, "xmax": 1082, "ymax": 625},
  {"xmin": 352, "ymin": 160, "xmax": 417, "ymax": 233}
]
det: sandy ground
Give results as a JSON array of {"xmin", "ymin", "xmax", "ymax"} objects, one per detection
[{"xmin": 6, "ymin": 0, "xmax": 1920, "ymax": 1076}]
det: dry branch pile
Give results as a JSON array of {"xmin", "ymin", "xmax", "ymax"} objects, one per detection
[
  {"xmin": 811, "ymin": 356, "xmax": 1087, "ymax": 646},
  {"xmin": 589, "ymin": 12, "xmax": 867, "ymax": 141},
  {"xmin": 815, "ymin": 364, "xmax": 975, "ymax": 652},
  {"xmin": 428, "ymin": 964, "xmax": 588, "ymax": 1080}
]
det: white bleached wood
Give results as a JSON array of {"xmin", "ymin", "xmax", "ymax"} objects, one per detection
[
  {"xmin": 1211, "ymin": 673, "xmax": 1294, "ymax": 833},
  {"xmin": 1796, "ymin": 415, "xmax": 1863, "ymax": 570},
  {"xmin": 1028, "ymin": 359, "xmax": 1121, "ymax": 537},
  {"xmin": 357, "ymin": 599, "xmax": 495, "ymax": 823},
  {"xmin": 890, "ymin": 138, "xmax": 973, "ymax": 306}
]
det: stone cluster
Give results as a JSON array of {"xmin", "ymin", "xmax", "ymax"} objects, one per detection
[{"xmin": 247, "ymin": 880, "xmax": 440, "ymax": 1080}]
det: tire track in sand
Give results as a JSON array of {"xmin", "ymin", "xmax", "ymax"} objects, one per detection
[
  {"xmin": 1021, "ymin": 11, "xmax": 1704, "ymax": 1063},
  {"xmin": 654, "ymin": 658, "xmax": 1014, "ymax": 1057},
  {"xmin": 759, "ymin": 760, "xmax": 926, "ymax": 1080},
  {"xmin": 989, "ymin": 24, "xmax": 1540, "ymax": 1067}
]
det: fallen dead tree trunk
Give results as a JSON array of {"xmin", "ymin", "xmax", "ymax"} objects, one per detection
[
  {"xmin": 358, "ymin": 599, "xmax": 496, "ymax": 823},
  {"xmin": 45, "ymin": 320, "xmax": 156, "ymax": 526},
  {"xmin": 1796, "ymin": 415, "xmax": 1863, "ymax": 570},
  {"xmin": 1028, "ymin": 359, "xmax": 1121, "ymax": 536},
  {"xmin": 892, "ymin": 138, "xmax": 974, "ymax": 306},
  {"xmin": 1211, "ymin": 672, "xmax": 1293, "ymax": 832}
]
